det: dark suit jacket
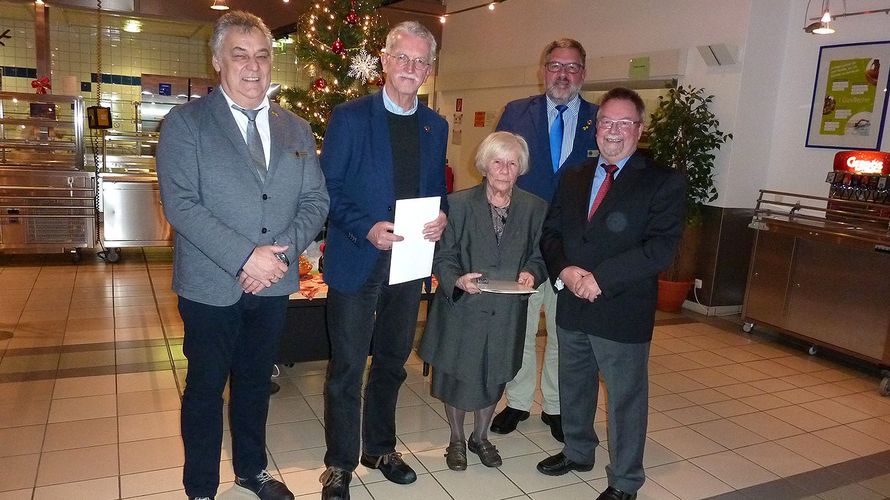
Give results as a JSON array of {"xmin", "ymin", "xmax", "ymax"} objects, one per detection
[
  {"xmin": 540, "ymin": 152, "xmax": 686, "ymax": 343},
  {"xmin": 157, "ymin": 88, "xmax": 329, "ymax": 307},
  {"xmin": 419, "ymin": 183, "xmax": 548, "ymax": 387},
  {"xmin": 320, "ymin": 92, "xmax": 448, "ymax": 293},
  {"xmin": 496, "ymin": 94, "xmax": 599, "ymax": 203}
]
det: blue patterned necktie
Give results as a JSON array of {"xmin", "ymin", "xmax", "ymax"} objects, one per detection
[
  {"xmin": 549, "ymin": 104, "xmax": 568, "ymax": 172},
  {"xmin": 232, "ymin": 105, "xmax": 267, "ymax": 182}
]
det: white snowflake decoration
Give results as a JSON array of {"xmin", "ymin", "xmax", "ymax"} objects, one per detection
[{"xmin": 348, "ymin": 49, "xmax": 380, "ymax": 84}]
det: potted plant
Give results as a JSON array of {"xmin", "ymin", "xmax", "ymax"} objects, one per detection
[{"xmin": 646, "ymin": 84, "xmax": 732, "ymax": 312}]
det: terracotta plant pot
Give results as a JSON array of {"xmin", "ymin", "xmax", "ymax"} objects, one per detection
[{"xmin": 656, "ymin": 279, "xmax": 693, "ymax": 313}]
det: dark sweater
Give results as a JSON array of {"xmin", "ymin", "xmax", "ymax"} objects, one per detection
[{"xmin": 387, "ymin": 112, "xmax": 420, "ymax": 201}]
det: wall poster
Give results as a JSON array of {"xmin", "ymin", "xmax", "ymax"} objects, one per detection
[{"xmin": 806, "ymin": 40, "xmax": 890, "ymax": 151}]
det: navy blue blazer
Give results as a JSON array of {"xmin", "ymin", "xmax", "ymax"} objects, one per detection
[
  {"xmin": 496, "ymin": 94, "xmax": 599, "ymax": 203},
  {"xmin": 320, "ymin": 92, "xmax": 448, "ymax": 293}
]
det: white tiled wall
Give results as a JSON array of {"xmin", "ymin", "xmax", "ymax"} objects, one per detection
[{"xmin": 1, "ymin": 13, "xmax": 306, "ymax": 131}]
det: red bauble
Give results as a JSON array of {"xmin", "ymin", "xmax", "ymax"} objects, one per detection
[
  {"xmin": 313, "ymin": 78, "xmax": 327, "ymax": 90},
  {"xmin": 376, "ymin": 75, "xmax": 385, "ymax": 88},
  {"xmin": 332, "ymin": 38, "xmax": 345, "ymax": 55},
  {"xmin": 345, "ymin": 10, "xmax": 360, "ymax": 25}
]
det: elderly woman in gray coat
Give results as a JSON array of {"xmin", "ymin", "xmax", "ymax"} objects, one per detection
[{"xmin": 419, "ymin": 131, "xmax": 548, "ymax": 471}]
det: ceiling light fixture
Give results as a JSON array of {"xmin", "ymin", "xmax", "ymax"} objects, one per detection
[
  {"xmin": 210, "ymin": 0, "xmax": 229, "ymax": 11},
  {"xmin": 804, "ymin": 0, "xmax": 890, "ymax": 35},
  {"xmin": 123, "ymin": 19, "xmax": 142, "ymax": 33}
]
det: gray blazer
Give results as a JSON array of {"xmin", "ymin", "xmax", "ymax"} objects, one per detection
[
  {"xmin": 157, "ymin": 88, "xmax": 329, "ymax": 307},
  {"xmin": 419, "ymin": 183, "xmax": 548, "ymax": 387}
]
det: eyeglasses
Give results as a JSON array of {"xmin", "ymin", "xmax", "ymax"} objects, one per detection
[
  {"xmin": 544, "ymin": 61, "xmax": 584, "ymax": 74},
  {"xmin": 596, "ymin": 118, "xmax": 641, "ymax": 131},
  {"xmin": 386, "ymin": 52, "xmax": 432, "ymax": 70}
]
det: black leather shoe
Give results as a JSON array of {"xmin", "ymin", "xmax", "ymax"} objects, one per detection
[
  {"xmin": 320, "ymin": 467, "xmax": 351, "ymax": 500},
  {"xmin": 490, "ymin": 406, "xmax": 529, "ymax": 435},
  {"xmin": 596, "ymin": 485, "xmax": 637, "ymax": 500},
  {"xmin": 360, "ymin": 451, "xmax": 417, "ymax": 484},
  {"xmin": 541, "ymin": 412, "xmax": 564, "ymax": 442},
  {"xmin": 536, "ymin": 452, "xmax": 593, "ymax": 476},
  {"xmin": 234, "ymin": 469, "xmax": 294, "ymax": 500}
]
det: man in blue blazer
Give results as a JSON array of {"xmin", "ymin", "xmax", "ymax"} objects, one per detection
[
  {"xmin": 318, "ymin": 21, "xmax": 448, "ymax": 500},
  {"xmin": 157, "ymin": 11, "xmax": 329, "ymax": 500},
  {"xmin": 491, "ymin": 39, "xmax": 598, "ymax": 443}
]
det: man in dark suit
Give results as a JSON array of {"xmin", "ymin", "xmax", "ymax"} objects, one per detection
[
  {"xmin": 156, "ymin": 11, "xmax": 329, "ymax": 500},
  {"xmin": 318, "ymin": 21, "xmax": 448, "ymax": 500},
  {"xmin": 537, "ymin": 88, "xmax": 685, "ymax": 500},
  {"xmin": 491, "ymin": 39, "xmax": 598, "ymax": 442}
]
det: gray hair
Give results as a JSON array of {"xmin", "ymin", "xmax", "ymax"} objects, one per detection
[
  {"xmin": 210, "ymin": 10, "xmax": 273, "ymax": 58},
  {"xmin": 384, "ymin": 21, "xmax": 437, "ymax": 62},
  {"xmin": 542, "ymin": 38, "xmax": 587, "ymax": 67},
  {"xmin": 475, "ymin": 131, "xmax": 530, "ymax": 176}
]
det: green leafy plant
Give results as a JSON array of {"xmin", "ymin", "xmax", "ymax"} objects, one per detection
[
  {"xmin": 647, "ymin": 84, "xmax": 732, "ymax": 282},
  {"xmin": 648, "ymin": 84, "xmax": 732, "ymax": 224}
]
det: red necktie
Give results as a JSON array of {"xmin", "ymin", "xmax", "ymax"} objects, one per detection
[{"xmin": 587, "ymin": 164, "xmax": 618, "ymax": 221}]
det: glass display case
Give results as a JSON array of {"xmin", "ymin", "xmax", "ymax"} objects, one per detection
[{"xmin": 0, "ymin": 91, "xmax": 95, "ymax": 260}]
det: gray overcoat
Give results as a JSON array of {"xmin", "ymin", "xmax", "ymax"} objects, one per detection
[{"xmin": 419, "ymin": 182, "xmax": 548, "ymax": 388}]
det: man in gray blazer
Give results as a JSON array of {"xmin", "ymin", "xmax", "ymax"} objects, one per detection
[{"xmin": 156, "ymin": 11, "xmax": 328, "ymax": 500}]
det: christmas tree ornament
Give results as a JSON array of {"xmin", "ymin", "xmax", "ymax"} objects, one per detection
[
  {"xmin": 347, "ymin": 49, "xmax": 380, "ymax": 84},
  {"xmin": 332, "ymin": 37, "xmax": 345, "ymax": 54},
  {"xmin": 314, "ymin": 78, "xmax": 327, "ymax": 90},
  {"xmin": 346, "ymin": 1, "xmax": 360, "ymax": 25}
]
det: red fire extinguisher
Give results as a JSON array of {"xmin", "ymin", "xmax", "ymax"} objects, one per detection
[{"xmin": 445, "ymin": 158, "xmax": 454, "ymax": 193}]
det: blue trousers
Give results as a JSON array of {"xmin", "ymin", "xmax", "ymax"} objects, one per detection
[
  {"xmin": 323, "ymin": 253, "xmax": 423, "ymax": 470},
  {"xmin": 179, "ymin": 293, "xmax": 288, "ymax": 498}
]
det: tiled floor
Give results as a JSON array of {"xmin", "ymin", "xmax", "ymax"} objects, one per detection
[{"xmin": 1, "ymin": 248, "xmax": 889, "ymax": 499}]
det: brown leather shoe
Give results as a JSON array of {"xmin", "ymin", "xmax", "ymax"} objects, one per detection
[
  {"xmin": 467, "ymin": 434, "xmax": 502, "ymax": 467},
  {"xmin": 489, "ymin": 406, "xmax": 529, "ymax": 435},
  {"xmin": 444, "ymin": 441, "xmax": 467, "ymax": 471}
]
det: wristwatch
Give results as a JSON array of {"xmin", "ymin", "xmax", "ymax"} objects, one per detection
[{"xmin": 274, "ymin": 252, "xmax": 289, "ymax": 266}]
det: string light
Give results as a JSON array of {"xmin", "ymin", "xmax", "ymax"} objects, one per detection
[{"xmin": 391, "ymin": 0, "xmax": 508, "ymax": 23}]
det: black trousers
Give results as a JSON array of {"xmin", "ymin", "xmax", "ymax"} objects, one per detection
[
  {"xmin": 323, "ymin": 253, "xmax": 423, "ymax": 471},
  {"xmin": 179, "ymin": 293, "xmax": 288, "ymax": 498}
]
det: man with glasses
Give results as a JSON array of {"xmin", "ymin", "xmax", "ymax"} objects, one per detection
[
  {"xmin": 318, "ymin": 20, "xmax": 448, "ymax": 500},
  {"xmin": 490, "ymin": 39, "xmax": 598, "ymax": 443},
  {"xmin": 537, "ymin": 87, "xmax": 685, "ymax": 500}
]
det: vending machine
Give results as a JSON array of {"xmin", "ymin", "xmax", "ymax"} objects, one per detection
[{"xmin": 825, "ymin": 150, "xmax": 890, "ymax": 219}]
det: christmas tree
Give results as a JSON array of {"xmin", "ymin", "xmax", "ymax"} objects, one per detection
[{"xmin": 279, "ymin": 0, "xmax": 389, "ymax": 144}]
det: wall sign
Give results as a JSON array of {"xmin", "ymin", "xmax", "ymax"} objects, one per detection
[{"xmin": 806, "ymin": 40, "xmax": 890, "ymax": 151}]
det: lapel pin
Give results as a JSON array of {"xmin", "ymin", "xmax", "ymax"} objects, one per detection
[
  {"xmin": 271, "ymin": 110, "xmax": 279, "ymax": 117},
  {"xmin": 587, "ymin": 149, "xmax": 598, "ymax": 157},
  {"xmin": 423, "ymin": 125, "xmax": 431, "ymax": 133},
  {"xmin": 295, "ymin": 150, "xmax": 309, "ymax": 157}
]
